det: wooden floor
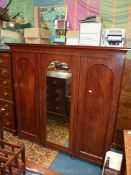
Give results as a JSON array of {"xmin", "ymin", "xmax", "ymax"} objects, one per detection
[
  {"xmin": 26, "ymin": 160, "xmax": 62, "ymax": 175},
  {"xmin": 124, "ymin": 130, "xmax": 131, "ymax": 175}
]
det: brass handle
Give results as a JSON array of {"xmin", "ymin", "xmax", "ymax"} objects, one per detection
[
  {"xmin": 3, "ymin": 80, "xmax": 7, "ymax": 85},
  {"xmin": 2, "ymin": 70, "xmax": 6, "ymax": 74},
  {"xmin": 4, "ymin": 92, "xmax": 8, "ymax": 96},
  {"xmin": 6, "ymin": 113, "xmax": 9, "ymax": 116},
  {"xmin": 88, "ymin": 90, "xmax": 92, "ymax": 93},
  {"xmin": 0, "ymin": 59, "xmax": 3, "ymax": 64}
]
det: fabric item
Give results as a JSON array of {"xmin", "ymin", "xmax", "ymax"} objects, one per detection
[
  {"xmin": 4, "ymin": 131, "xmax": 58, "ymax": 168},
  {"xmin": 50, "ymin": 152, "xmax": 101, "ymax": 175},
  {"xmin": 0, "ymin": 0, "xmax": 6, "ymax": 8},
  {"xmin": 33, "ymin": 0, "xmax": 64, "ymax": 6},
  {"xmin": 100, "ymin": 0, "xmax": 131, "ymax": 47},
  {"xmin": 7, "ymin": 0, "xmax": 34, "ymax": 26},
  {"xmin": 64, "ymin": 0, "xmax": 100, "ymax": 30},
  {"xmin": 0, "ymin": 0, "xmax": 6, "ymax": 25}
]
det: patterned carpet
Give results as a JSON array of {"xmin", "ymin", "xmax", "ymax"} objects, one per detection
[
  {"xmin": 4, "ymin": 131, "xmax": 58, "ymax": 168},
  {"xmin": 47, "ymin": 114, "xmax": 69, "ymax": 147}
]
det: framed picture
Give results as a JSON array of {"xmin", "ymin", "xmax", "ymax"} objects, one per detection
[
  {"xmin": 40, "ymin": 5, "xmax": 67, "ymax": 43},
  {"xmin": 40, "ymin": 5, "xmax": 67, "ymax": 22}
]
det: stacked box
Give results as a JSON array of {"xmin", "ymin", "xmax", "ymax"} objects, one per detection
[
  {"xmin": 0, "ymin": 29, "xmax": 24, "ymax": 43},
  {"xmin": 0, "ymin": 29, "xmax": 23, "ymax": 39},
  {"xmin": 24, "ymin": 28, "xmax": 50, "ymax": 44},
  {"xmin": 66, "ymin": 31, "xmax": 79, "ymax": 45},
  {"xmin": 25, "ymin": 38, "xmax": 49, "ymax": 44},
  {"xmin": 79, "ymin": 23, "xmax": 102, "ymax": 46}
]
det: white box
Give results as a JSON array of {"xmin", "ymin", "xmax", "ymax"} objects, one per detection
[
  {"xmin": 79, "ymin": 22, "xmax": 102, "ymax": 46},
  {"xmin": 79, "ymin": 33, "xmax": 101, "ymax": 39},
  {"xmin": 66, "ymin": 38, "xmax": 79, "ymax": 45},
  {"xmin": 102, "ymin": 151, "xmax": 123, "ymax": 175},
  {"xmin": 79, "ymin": 39, "xmax": 100, "ymax": 46},
  {"xmin": 80, "ymin": 22, "xmax": 101, "ymax": 34},
  {"xmin": 66, "ymin": 31, "xmax": 79, "ymax": 45}
]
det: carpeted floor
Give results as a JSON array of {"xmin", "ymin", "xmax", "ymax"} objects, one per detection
[
  {"xmin": 4, "ymin": 131, "xmax": 58, "ymax": 168},
  {"xmin": 47, "ymin": 114, "xmax": 69, "ymax": 147},
  {"xmin": 3, "ymin": 130, "xmax": 102, "ymax": 175},
  {"xmin": 50, "ymin": 153, "xmax": 102, "ymax": 175}
]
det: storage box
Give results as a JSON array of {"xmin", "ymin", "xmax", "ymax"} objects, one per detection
[
  {"xmin": 79, "ymin": 22, "xmax": 102, "ymax": 46},
  {"xmin": 24, "ymin": 28, "xmax": 50, "ymax": 39},
  {"xmin": 66, "ymin": 31, "xmax": 79, "ymax": 38},
  {"xmin": 25, "ymin": 38, "xmax": 50, "ymax": 44},
  {"xmin": 79, "ymin": 39, "xmax": 100, "ymax": 46},
  {"xmin": 66, "ymin": 31, "xmax": 79, "ymax": 45},
  {"xmin": 79, "ymin": 33, "xmax": 101, "ymax": 46},
  {"xmin": 66, "ymin": 38, "xmax": 79, "ymax": 45},
  {"xmin": 80, "ymin": 23, "xmax": 101, "ymax": 34},
  {"xmin": 0, "ymin": 29, "xmax": 23, "ymax": 39},
  {"xmin": 102, "ymin": 151, "xmax": 123, "ymax": 175}
]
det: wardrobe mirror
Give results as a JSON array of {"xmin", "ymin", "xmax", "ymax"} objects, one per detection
[{"xmin": 46, "ymin": 60, "xmax": 72, "ymax": 148}]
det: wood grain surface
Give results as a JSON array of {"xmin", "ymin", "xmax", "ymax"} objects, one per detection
[{"xmin": 124, "ymin": 130, "xmax": 131, "ymax": 175}]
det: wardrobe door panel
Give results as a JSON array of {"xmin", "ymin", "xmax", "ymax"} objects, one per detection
[
  {"xmin": 12, "ymin": 52, "xmax": 40, "ymax": 141},
  {"xmin": 81, "ymin": 64, "xmax": 113, "ymax": 156},
  {"xmin": 76, "ymin": 52, "xmax": 125, "ymax": 164}
]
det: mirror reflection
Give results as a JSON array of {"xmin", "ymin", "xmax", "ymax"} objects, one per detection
[{"xmin": 46, "ymin": 60, "xmax": 72, "ymax": 148}]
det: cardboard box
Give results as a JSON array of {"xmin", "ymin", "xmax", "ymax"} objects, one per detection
[
  {"xmin": 66, "ymin": 31, "xmax": 79, "ymax": 38},
  {"xmin": 25, "ymin": 38, "xmax": 50, "ymax": 44},
  {"xmin": 0, "ymin": 29, "xmax": 23, "ymax": 39},
  {"xmin": 40, "ymin": 22, "xmax": 50, "ymax": 29},
  {"xmin": 66, "ymin": 31, "xmax": 79, "ymax": 45},
  {"xmin": 24, "ymin": 28, "xmax": 50, "ymax": 39}
]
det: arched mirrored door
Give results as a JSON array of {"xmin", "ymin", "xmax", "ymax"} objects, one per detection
[{"xmin": 46, "ymin": 60, "xmax": 72, "ymax": 148}]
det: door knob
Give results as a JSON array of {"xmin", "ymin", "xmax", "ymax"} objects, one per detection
[{"xmin": 88, "ymin": 90, "xmax": 92, "ymax": 93}]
